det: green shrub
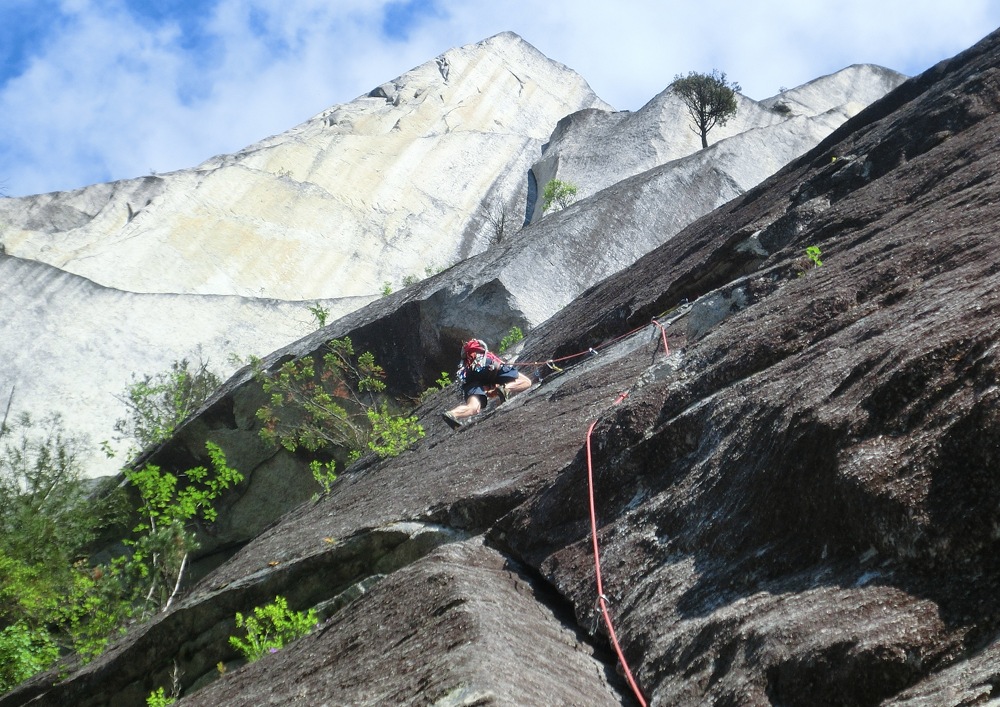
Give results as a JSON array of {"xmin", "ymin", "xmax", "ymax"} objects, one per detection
[
  {"xmin": 498, "ymin": 326, "xmax": 524, "ymax": 354},
  {"xmin": 122, "ymin": 442, "xmax": 243, "ymax": 616},
  {"xmin": 254, "ymin": 338, "xmax": 424, "ymax": 459},
  {"xmin": 0, "ymin": 406, "xmax": 241, "ymax": 683},
  {"xmin": 542, "ymin": 179, "xmax": 578, "ymax": 213},
  {"xmin": 0, "ymin": 412, "xmax": 129, "ymax": 673},
  {"xmin": 805, "ymin": 245, "xmax": 823, "ymax": 267},
  {"xmin": 307, "ymin": 302, "xmax": 330, "ymax": 329},
  {"xmin": 229, "ymin": 596, "xmax": 318, "ymax": 662},
  {"xmin": 309, "ymin": 460, "xmax": 337, "ymax": 495},
  {"xmin": 366, "ymin": 404, "xmax": 424, "ymax": 458},
  {"xmin": 52, "ymin": 563, "xmax": 132, "ymax": 661},
  {"xmin": 146, "ymin": 687, "xmax": 176, "ymax": 706},
  {"xmin": 436, "ymin": 371, "xmax": 452, "ymax": 389},
  {"xmin": 0, "ymin": 413, "xmax": 101, "ymax": 569},
  {"xmin": 0, "ymin": 622, "xmax": 59, "ymax": 693},
  {"xmin": 113, "ymin": 358, "xmax": 221, "ymax": 453},
  {"xmin": 419, "ymin": 371, "xmax": 453, "ymax": 403}
]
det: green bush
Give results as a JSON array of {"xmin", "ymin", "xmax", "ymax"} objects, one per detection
[
  {"xmin": 0, "ymin": 412, "xmax": 129, "ymax": 675},
  {"xmin": 0, "ymin": 413, "xmax": 101, "ymax": 568},
  {"xmin": 122, "ymin": 442, "xmax": 243, "ymax": 616},
  {"xmin": 146, "ymin": 687, "xmax": 176, "ymax": 706},
  {"xmin": 542, "ymin": 179, "xmax": 578, "ymax": 213},
  {"xmin": 366, "ymin": 404, "xmax": 424, "ymax": 458},
  {"xmin": 805, "ymin": 245, "xmax": 823, "ymax": 267},
  {"xmin": 0, "ymin": 399, "xmax": 242, "ymax": 688},
  {"xmin": 498, "ymin": 326, "xmax": 524, "ymax": 354},
  {"xmin": 254, "ymin": 337, "xmax": 424, "ymax": 460},
  {"xmin": 229, "ymin": 596, "xmax": 318, "ymax": 662},
  {"xmin": 0, "ymin": 622, "xmax": 59, "ymax": 693},
  {"xmin": 435, "ymin": 371, "xmax": 452, "ymax": 389},
  {"xmin": 113, "ymin": 358, "xmax": 221, "ymax": 453},
  {"xmin": 52, "ymin": 563, "xmax": 132, "ymax": 661},
  {"xmin": 309, "ymin": 460, "xmax": 338, "ymax": 496},
  {"xmin": 307, "ymin": 302, "xmax": 330, "ymax": 329},
  {"xmin": 419, "ymin": 371, "xmax": 453, "ymax": 403}
]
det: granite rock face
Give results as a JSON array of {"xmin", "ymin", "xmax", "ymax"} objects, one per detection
[
  {"xmin": 0, "ymin": 254, "xmax": 366, "ymax": 470},
  {"xmin": 0, "ymin": 31, "xmax": 608, "ymax": 477},
  {"xmin": 527, "ymin": 64, "xmax": 906, "ymax": 222},
  {"xmin": 0, "ymin": 34, "xmax": 900, "ymax": 481},
  {"xmin": 6, "ymin": 26, "xmax": 1000, "ymax": 707},
  {"xmin": 0, "ymin": 32, "xmax": 609, "ymax": 300}
]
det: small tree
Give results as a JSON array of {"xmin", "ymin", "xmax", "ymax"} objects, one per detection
[
  {"xmin": 114, "ymin": 358, "xmax": 222, "ymax": 452},
  {"xmin": 481, "ymin": 197, "xmax": 515, "ymax": 245},
  {"xmin": 254, "ymin": 337, "xmax": 424, "ymax": 461},
  {"xmin": 0, "ymin": 413, "xmax": 97, "ymax": 569},
  {"xmin": 542, "ymin": 179, "xmax": 578, "ymax": 213},
  {"xmin": 670, "ymin": 70, "xmax": 741, "ymax": 148},
  {"xmin": 0, "ymin": 412, "xmax": 129, "ymax": 676},
  {"xmin": 122, "ymin": 443, "xmax": 243, "ymax": 616}
]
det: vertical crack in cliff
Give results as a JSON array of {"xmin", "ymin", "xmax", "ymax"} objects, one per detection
[{"xmin": 481, "ymin": 534, "xmax": 638, "ymax": 704}]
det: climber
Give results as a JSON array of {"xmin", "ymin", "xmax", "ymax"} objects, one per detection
[{"xmin": 442, "ymin": 338, "xmax": 531, "ymax": 429}]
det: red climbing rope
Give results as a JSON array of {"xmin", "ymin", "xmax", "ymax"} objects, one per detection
[
  {"xmin": 487, "ymin": 315, "xmax": 677, "ymax": 704},
  {"xmin": 585, "ymin": 393, "xmax": 646, "ymax": 706},
  {"xmin": 580, "ymin": 319, "xmax": 674, "ymax": 707},
  {"xmin": 650, "ymin": 317, "xmax": 670, "ymax": 356},
  {"xmin": 509, "ymin": 318, "xmax": 660, "ymax": 369}
]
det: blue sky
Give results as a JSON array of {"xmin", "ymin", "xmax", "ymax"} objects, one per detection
[{"xmin": 2, "ymin": 0, "xmax": 999, "ymax": 197}]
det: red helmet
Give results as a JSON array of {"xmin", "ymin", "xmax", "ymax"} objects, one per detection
[{"xmin": 461, "ymin": 339, "xmax": 487, "ymax": 358}]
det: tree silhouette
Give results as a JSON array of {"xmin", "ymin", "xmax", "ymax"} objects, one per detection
[{"xmin": 671, "ymin": 70, "xmax": 741, "ymax": 148}]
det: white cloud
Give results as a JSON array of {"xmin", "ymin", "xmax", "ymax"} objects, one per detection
[{"xmin": 2, "ymin": 0, "xmax": 999, "ymax": 196}]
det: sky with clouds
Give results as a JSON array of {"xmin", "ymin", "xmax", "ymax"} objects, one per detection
[{"xmin": 2, "ymin": 0, "xmax": 999, "ymax": 197}]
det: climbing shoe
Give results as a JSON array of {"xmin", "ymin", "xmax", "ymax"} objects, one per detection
[
  {"xmin": 496, "ymin": 384, "xmax": 510, "ymax": 403},
  {"xmin": 442, "ymin": 411, "xmax": 462, "ymax": 430}
]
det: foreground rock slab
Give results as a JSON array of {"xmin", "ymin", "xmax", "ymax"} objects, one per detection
[
  {"xmin": 7, "ymin": 26, "xmax": 1000, "ymax": 707},
  {"xmin": 184, "ymin": 539, "xmax": 624, "ymax": 707}
]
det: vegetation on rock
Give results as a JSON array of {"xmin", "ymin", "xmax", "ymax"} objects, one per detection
[
  {"xmin": 498, "ymin": 326, "xmax": 525, "ymax": 354},
  {"xmin": 254, "ymin": 337, "xmax": 424, "ymax": 463},
  {"xmin": 228, "ymin": 595, "xmax": 318, "ymax": 662},
  {"xmin": 122, "ymin": 442, "xmax": 243, "ymax": 616},
  {"xmin": 0, "ymin": 360, "xmax": 233, "ymax": 693},
  {"xmin": 113, "ymin": 357, "xmax": 221, "ymax": 453},
  {"xmin": 670, "ymin": 69, "xmax": 741, "ymax": 148},
  {"xmin": 542, "ymin": 179, "xmax": 578, "ymax": 213}
]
